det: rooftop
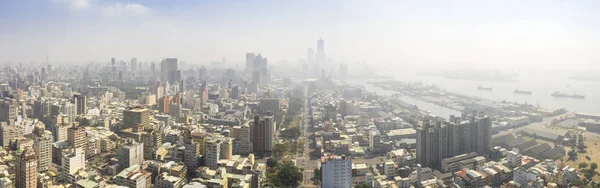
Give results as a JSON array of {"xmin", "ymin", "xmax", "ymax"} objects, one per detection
[{"xmin": 386, "ymin": 128, "xmax": 416, "ymax": 137}]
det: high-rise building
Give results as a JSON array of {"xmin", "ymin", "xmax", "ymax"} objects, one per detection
[
  {"xmin": 141, "ymin": 129, "xmax": 162, "ymax": 160},
  {"xmin": 416, "ymin": 120, "xmax": 449, "ymax": 169},
  {"xmin": 0, "ymin": 124, "xmax": 21, "ymax": 147},
  {"xmin": 259, "ymin": 98, "xmax": 281, "ymax": 113},
  {"xmin": 416, "ymin": 115, "xmax": 491, "ymax": 169},
  {"xmin": 307, "ymin": 48, "xmax": 314, "ymax": 63},
  {"xmin": 68, "ymin": 124, "xmax": 86, "ymax": 149},
  {"xmin": 321, "ymin": 155, "xmax": 352, "ymax": 188},
  {"xmin": 156, "ymin": 83, "xmax": 164, "ymax": 102},
  {"xmin": 16, "ymin": 149, "xmax": 37, "ymax": 188},
  {"xmin": 61, "ymin": 147, "xmax": 85, "ymax": 183},
  {"xmin": 182, "ymin": 130, "xmax": 202, "ymax": 170},
  {"xmin": 73, "ymin": 94, "xmax": 86, "ymax": 115},
  {"xmin": 62, "ymin": 102, "xmax": 76, "ymax": 123},
  {"xmin": 117, "ymin": 138, "xmax": 144, "ymax": 170},
  {"xmin": 340, "ymin": 63, "xmax": 348, "ymax": 82},
  {"xmin": 316, "ymin": 39, "xmax": 326, "ymax": 64},
  {"xmin": 245, "ymin": 53, "xmax": 255, "ymax": 72},
  {"xmin": 160, "ymin": 58, "xmax": 179, "ymax": 84},
  {"xmin": 252, "ymin": 71, "xmax": 263, "ymax": 88},
  {"xmin": 151, "ymin": 62, "xmax": 156, "ymax": 76},
  {"xmin": 198, "ymin": 66, "xmax": 208, "ymax": 81},
  {"xmin": 231, "ymin": 85, "xmax": 240, "ymax": 99},
  {"xmin": 34, "ymin": 130, "xmax": 53, "ymax": 171},
  {"xmin": 158, "ymin": 96, "xmax": 171, "ymax": 114},
  {"xmin": 130, "ymin": 58, "xmax": 138, "ymax": 72},
  {"xmin": 232, "ymin": 122, "xmax": 252, "ymax": 155},
  {"xmin": 447, "ymin": 115, "xmax": 492, "ymax": 157},
  {"xmin": 204, "ymin": 138, "xmax": 222, "ymax": 169},
  {"xmin": 220, "ymin": 138, "xmax": 232, "ymax": 161},
  {"xmin": 52, "ymin": 119, "xmax": 71, "ymax": 142},
  {"xmin": 0, "ymin": 98, "xmax": 17, "ymax": 124},
  {"xmin": 33, "ymin": 99, "xmax": 51, "ymax": 122},
  {"xmin": 122, "ymin": 106, "xmax": 151, "ymax": 129},
  {"xmin": 368, "ymin": 130, "xmax": 381, "ymax": 152},
  {"xmin": 252, "ymin": 112, "xmax": 275, "ymax": 156}
]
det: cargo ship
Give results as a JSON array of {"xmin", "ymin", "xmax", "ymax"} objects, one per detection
[
  {"xmin": 514, "ymin": 89, "xmax": 532, "ymax": 95},
  {"xmin": 551, "ymin": 91, "xmax": 585, "ymax": 99},
  {"xmin": 477, "ymin": 85, "xmax": 493, "ymax": 91}
]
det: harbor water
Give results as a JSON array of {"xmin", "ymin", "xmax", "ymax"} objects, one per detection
[{"xmin": 382, "ymin": 71, "xmax": 600, "ymax": 114}]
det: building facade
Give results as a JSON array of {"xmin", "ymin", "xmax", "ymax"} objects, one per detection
[
  {"xmin": 416, "ymin": 115, "xmax": 492, "ymax": 169},
  {"xmin": 321, "ymin": 156, "xmax": 352, "ymax": 188}
]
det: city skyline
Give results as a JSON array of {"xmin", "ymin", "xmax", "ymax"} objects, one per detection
[
  {"xmin": 1, "ymin": 1, "xmax": 600, "ymax": 187},
  {"xmin": 2, "ymin": 0, "xmax": 600, "ymax": 70}
]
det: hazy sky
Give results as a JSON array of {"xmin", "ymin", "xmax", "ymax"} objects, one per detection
[{"xmin": 1, "ymin": 0, "xmax": 599, "ymax": 70}]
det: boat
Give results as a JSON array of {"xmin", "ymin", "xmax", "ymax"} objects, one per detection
[
  {"xmin": 514, "ymin": 89, "xmax": 532, "ymax": 95},
  {"xmin": 551, "ymin": 91, "xmax": 585, "ymax": 99},
  {"xmin": 477, "ymin": 85, "xmax": 493, "ymax": 91}
]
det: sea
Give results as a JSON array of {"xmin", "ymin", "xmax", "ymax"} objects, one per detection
[{"xmin": 350, "ymin": 70, "xmax": 600, "ymax": 116}]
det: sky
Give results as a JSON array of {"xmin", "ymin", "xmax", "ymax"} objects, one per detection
[{"xmin": 1, "ymin": 0, "xmax": 600, "ymax": 70}]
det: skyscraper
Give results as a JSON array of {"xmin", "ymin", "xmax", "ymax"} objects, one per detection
[
  {"xmin": 416, "ymin": 115, "xmax": 491, "ymax": 169},
  {"xmin": 307, "ymin": 48, "xmax": 314, "ymax": 63},
  {"xmin": 130, "ymin": 58, "xmax": 138, "ymax": 72},
  {"xmin": 316, "ymin": 39, "xmax": 326, "ymax": 64},
  {"xmin": 246, "ymin": 53, "xmax": 256, "ymax": 72},
  {"xmin": 252, "ymin": 112, "xmax": 275, "ymax": 156},
  {"xmin": 253, "ymin": 54, "xmax": 267, "ymax": 71},
  {"xmin": 16, "ymin": 149, "xmax": 37, "ymax": 188},
  {"xmin": 73, "ymin": 94, "xmax": 86, "ymax": 115},
  {"xmin": 160, "ymin": 58, "xmax": 179, "ymax": 84}
]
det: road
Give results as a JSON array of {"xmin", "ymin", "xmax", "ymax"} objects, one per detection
[
  {"xmin": 494, "ymin": 114, "xmax": 568, "ymax": 137},
  {"xmin": 302, "ymin": 170, "xmax": 314, "ymax": 185}
]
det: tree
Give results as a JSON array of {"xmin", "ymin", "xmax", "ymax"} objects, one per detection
[
  {"xmin": 313, "ymin": 168, "xmax": 321, "ymax": 181},
  {"xmin": 356, "ymin": 183, "xmax": 370, "ymax": 188},
  {"xmin": 276, "ymin": 160, "xmax": 303, "ymax": 187},
  {"xmin": 273, "ymin": 143, "xmax": 288, "ymax": 158},
  {"xmin": 281, "ymin": 127, "xmax": 301, "ymax": 139},
  {"xmin": 568, "ymin": 150, "xmax": 577, "ymax": 160},
  {"xmin": 591, "ymin": 163, "xmax": 598, "ymax": 171},
  {"xmin": 572, "ymin": 179, "xmax": 585, "ymax": 187},
  {"xmin": 584, "ymin": 170, "xmax": 594, "ymax": 180},
  {"xmin": 580, "ymin": 162, "xmax": 589, "ymax": 169},
  {"xmin": 267, "ymin": 157, "xmax": 279, "ymax": 168}
]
